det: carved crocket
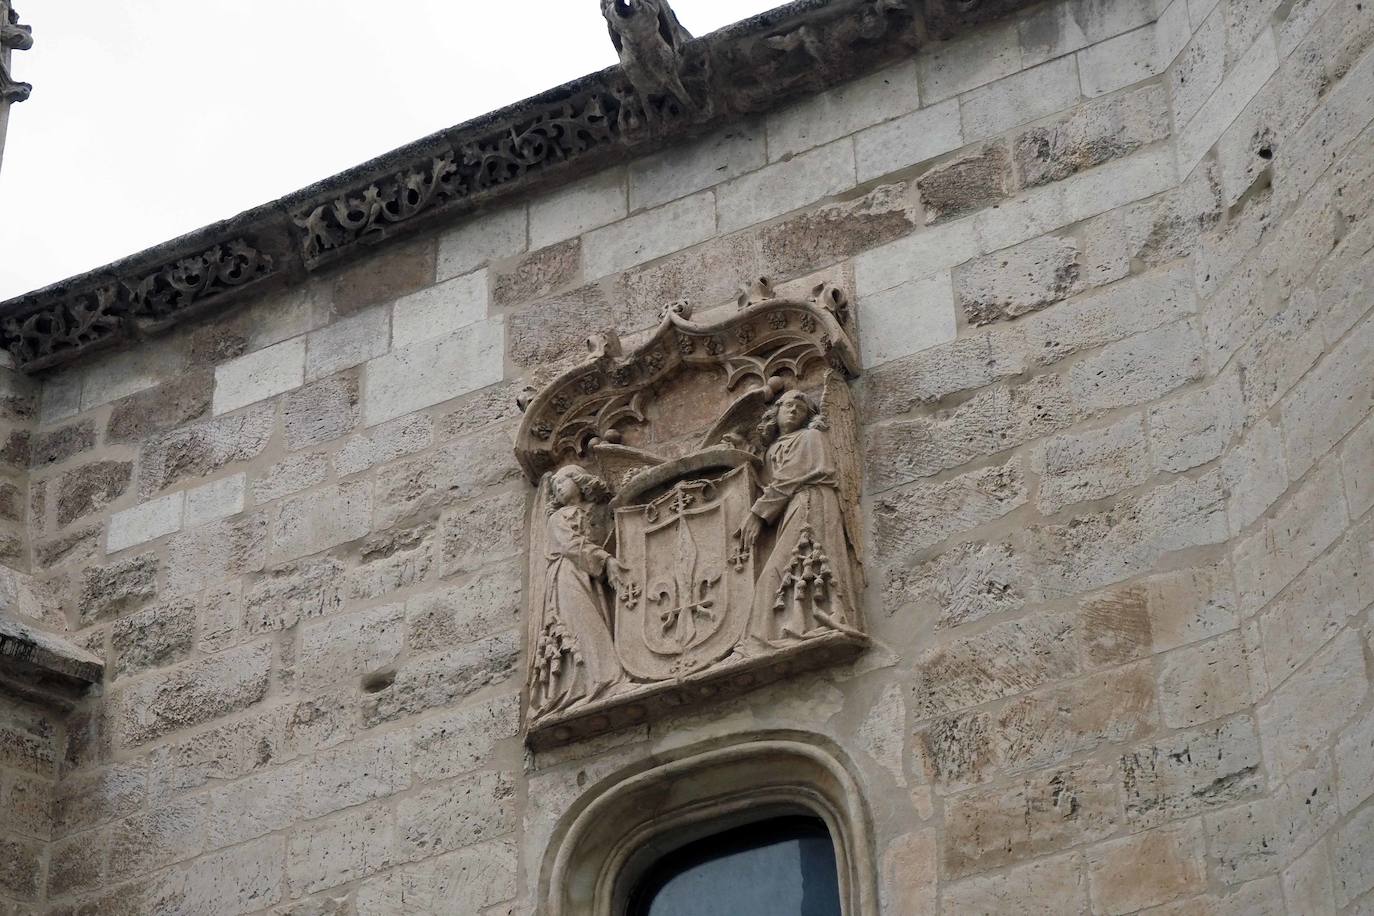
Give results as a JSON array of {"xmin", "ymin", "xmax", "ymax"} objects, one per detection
[{"xmin": 601, "ymin": 0, "xmax": 695, "ymax": 127}]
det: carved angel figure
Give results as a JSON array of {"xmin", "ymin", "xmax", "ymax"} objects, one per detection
[
  {"xmin": 601, "ymin": 0, "xmax": 694, "ymax": 123},
  {"xmin": 738, "ymin": 390, "xmax": 862, "ymax": 646},
  {"xmin": 529, "ymin": 466, "xmax": 628, "ymax": 718}
]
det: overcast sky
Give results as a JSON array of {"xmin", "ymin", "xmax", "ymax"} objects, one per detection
[{"xmin": 0, "ymin": 0, "xmax": 782, "ymax": 299}]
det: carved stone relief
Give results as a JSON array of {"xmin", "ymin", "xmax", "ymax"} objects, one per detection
[{"xmin": 516, "ymin": 279, "xmax": 867, "ymax": 748}]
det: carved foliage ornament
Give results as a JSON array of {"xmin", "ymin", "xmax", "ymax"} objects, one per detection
[
  {"xmin": 0, "ymin": 240, "xmax": 273, "ymax": 369},
  {"xmin": 517, "ymin": 279, "xmax": 866, "ymax": 748}
]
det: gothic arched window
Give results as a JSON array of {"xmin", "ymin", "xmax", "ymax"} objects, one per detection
[{"xmin": 627, "ymin": 815, "xmax": 843, "ymax": 916}]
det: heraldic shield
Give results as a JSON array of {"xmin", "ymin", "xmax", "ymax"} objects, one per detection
[{"xmin": 614, "ymin": 464, "xmax": 756, "ymax": 680}]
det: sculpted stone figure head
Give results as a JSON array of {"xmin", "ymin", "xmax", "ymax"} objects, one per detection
[
  {"xmin": 548, "ymin": 465, "xmax": 610, "ymax": 510},
  {"xmin": 759, "ymin": 389, "xmax": 820, "ymax": 443}
]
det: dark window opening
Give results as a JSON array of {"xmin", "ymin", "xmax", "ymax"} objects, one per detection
[{"xmin": 627, "ymin": 815, "xmax": 843, "ymax": 916}]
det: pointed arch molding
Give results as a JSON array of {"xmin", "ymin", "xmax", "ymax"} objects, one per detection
[{"xmin": 542, "ymin": 735, "xmax": 879, "ymax": 916}]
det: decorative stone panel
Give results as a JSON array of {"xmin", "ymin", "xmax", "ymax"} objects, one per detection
[{"xmin": 516, "ymin": 279, "xmax": 868, "ymax": 748}]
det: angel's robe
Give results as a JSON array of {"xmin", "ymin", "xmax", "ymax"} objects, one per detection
[
  {"xmin": 748, "ymin": 425, "xmax": 858, "ymax": 641},
  {"xmin": 541, "ymin": 505, "xmax": 623, "ymax": 708}
]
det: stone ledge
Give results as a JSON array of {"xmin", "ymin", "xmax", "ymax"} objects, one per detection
[
  {"xmin": 0, "ymin": 612, "xmax": 103, "ymax": 706},
  {"xmin": 527, "ymin": 630, "xmax": 868, "ymax": 751},
  {"xmin": 0, "ymin": 0, "xmax": 1034, "ymax": 373}
]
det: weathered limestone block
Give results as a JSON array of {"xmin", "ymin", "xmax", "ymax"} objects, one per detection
[
  {"xmin": 492, "ymin": 238, "xmax": 580, "ymax": 309},
  {"xmin": 411, "ymin": 694, "xmax": 520, "ymax": 784},
  {"xmin": 1334, "ymin": 804, "xmax": 1374, "ymax": 907},
  {"xmin": 305, "ymin": 306, "xmax": 389, "ymax": 384},
  {"xmin": 912, "ymin": 612, "xmax": 1079, "ymax": 717},
  {"xmin": 109, "ymin": 598, "xmax": 196, "ymax": 680},
  {"xmin": 942, "ymin": 761, "xmax": 1119, "ymax": 878},
  {"xmin": 1014, "ymin": 84, "xmax": 1169, "ymax": 187},
  {"xmin": 105, "ymin": 796, "xmax": 208, "ymax": 883},
  {"xmin": 110, "ymin": 642, "xmax": 272, "ymax": 747},
  {"xmin": 1148, "ymin": 371, "xmax": 1242, "ymax": 473},
  {"xmin": 406, "ymin": 564, "xmax": 520, "ymax": 653},
  {"xmin": 1231, "ymin": 459, "xmax": 1348, "ymax": 616},
  {"xmin": 758, "ymin": 182, "xmax": 916, "ymax": 281},
  {"xmin": 1077, "ymin": 584, "xmax": 1153, "ymax": 670},
  {"xmin": 1026, "ymin": 471, "xmax": 1228, "ymax": 596},
  {"xmin": 287, "ymin": 802, "xmax": 395, "ymax": 898},
  {"xmin": 299, "ymin": 605, "xmax": 405, "ymax": 693},
  {"xmin": 246, "ymin": 556, "xmax": 346, "ymax": 635},
  {"xmin": 302, "ymin": 732, "xmax": 410, "ymax": 822},
  {"xmin": 255, "ymin": 453, "xmax": 330, "ymax": 505},
  {"xmin": 942, "ymin": 852, "xmax": 1088, "ymax": 915},
  {"xmin": 885, "ymin": 537, "xmax": 1036, "ymax": 628},
  {"xmin": 165, "ymin": 511, "xmax": 269, "ymax": 595},
  {"xmin": 52, "ymin": 761, "xmax": 147, "ymax": 835},
  {"xmin": 507, "ymin": 285, "xmax": 615, "ymax": 370},
  {"xmin": 283, "ymin": 374, "xmax": 359, "ymax": 450},
  {"xmin": 55, "ymin": 459, "xmax": 131, "ymax": 527},
  {"xmin": 916, "ymin": 143, "xmax": 1012, "ymax": 223},
  {"xmin": 866, "ymin": 374, "xmax": 1079, "ymax": 492},
  {"xmin": 878, "ymin": 830, "xmax": 936, "ymax": 916},
  {"xmin": 361, "ymin": 630, "xmax": 520, "ymax": 727},
  {"xmin": 78, "ymin": 551, "xmax": 159, "ymax": 624},
  {"xmin": 1121, "ymin": 715, "xmax": 1264, "ymax": 828},
  {"xmin": 374, "ymin": 426, "xmax": 519, "ymax": 529},
  {"xmin": 335, "ymin": 413, "xmax": 433, "ymax": 478},
  {"xmin": 874, "ymin": 459, "xmax": 1027, "ymax": 560},
  {"xmin": 396, "ymin": 770, "xmax": 516, "ymax": 861},
  {"xmin": 355, "ymin": 837, "xmax": 518, "ymax": 916},
  {"xmin": 1156, "ymin": 631, "xmax": 1251, "ymax": 729},
  {"xmin": 1258, "ymin": 629, "xmax": 1368, "ymax": 778},
  {"xmin": 139, "ymin": 403, "xmax": 275, "ymax": 497},
  {"xmin": 1032, "ymin": 415, "xmax": 1150, "ymax": 514},
  {"xmin": 104, "ymin": 371, "xmax": 213, "ymax": 446},
  {"xmin": 30, "ymin": 420, "xmax": 94, "ymax": 467},
  {"xmin": 1086, "ymin": 821, "xmax": 1207, "ymax": 915},
  {"xmin": 332, "ymin": 237, "xmax": 436, "ymax": 315},
  {"xmin": 440, "ymin": 490, "xmax": 526, "ymax": 578},
  {"xmin": 1068, "ymin": 320, "xmax": 1205, "ymax": 411},
  {"xmin": 270, "ymin": 481, "xmax": 372, "ymax": 563},
  {"xmin": 0, "ymin": 834, "xmax": 43, "ymax": 900}
]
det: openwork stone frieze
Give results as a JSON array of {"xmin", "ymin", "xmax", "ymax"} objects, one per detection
[
  {"xmin": 0, "ymin": 240, "xmax": 274, "ymax": 370},
  {"xmin": 0, "ymin": 0, "xmax": 1032, "ymax": 372},
  {"xmin": 517, "ymin": 279, "xmax": 867, "ymax": 749}
]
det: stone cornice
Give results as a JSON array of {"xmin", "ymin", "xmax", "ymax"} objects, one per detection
[{"xmin": 0, "ymin": 0, "xmax": 1034, "ymax": 373}]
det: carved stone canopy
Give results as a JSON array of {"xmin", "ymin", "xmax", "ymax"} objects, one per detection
[{"xmin": 517, "ymin": 279, "xmax": 868, "ymax": 749}]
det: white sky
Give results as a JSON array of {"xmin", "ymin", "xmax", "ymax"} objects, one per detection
[{"xmin": 0, "ymin": 0, "xmax": 783, "ymax": 299}]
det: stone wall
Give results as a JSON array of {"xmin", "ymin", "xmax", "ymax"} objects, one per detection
[{"xmin": 0, "ymin": 0, "xmax": 1371, "ymax": 912}]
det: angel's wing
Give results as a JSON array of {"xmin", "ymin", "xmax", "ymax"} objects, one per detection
[{"xmin": 821, "ymin": 370, "xmax": 866, "ymax": 580}]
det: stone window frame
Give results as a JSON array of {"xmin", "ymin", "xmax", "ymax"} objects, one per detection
[{"xmin": 542, "ymin": 734, "xmax": 878, "ymax": 916}]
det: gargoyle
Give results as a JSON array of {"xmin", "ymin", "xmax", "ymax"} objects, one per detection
[
  {"xmin": 601, "ymin": 0, "xmax": 696, "ymax": 129},
  {"xmin": 1, "ymin": 4, "xmax": 33, "ymax": 104}
]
